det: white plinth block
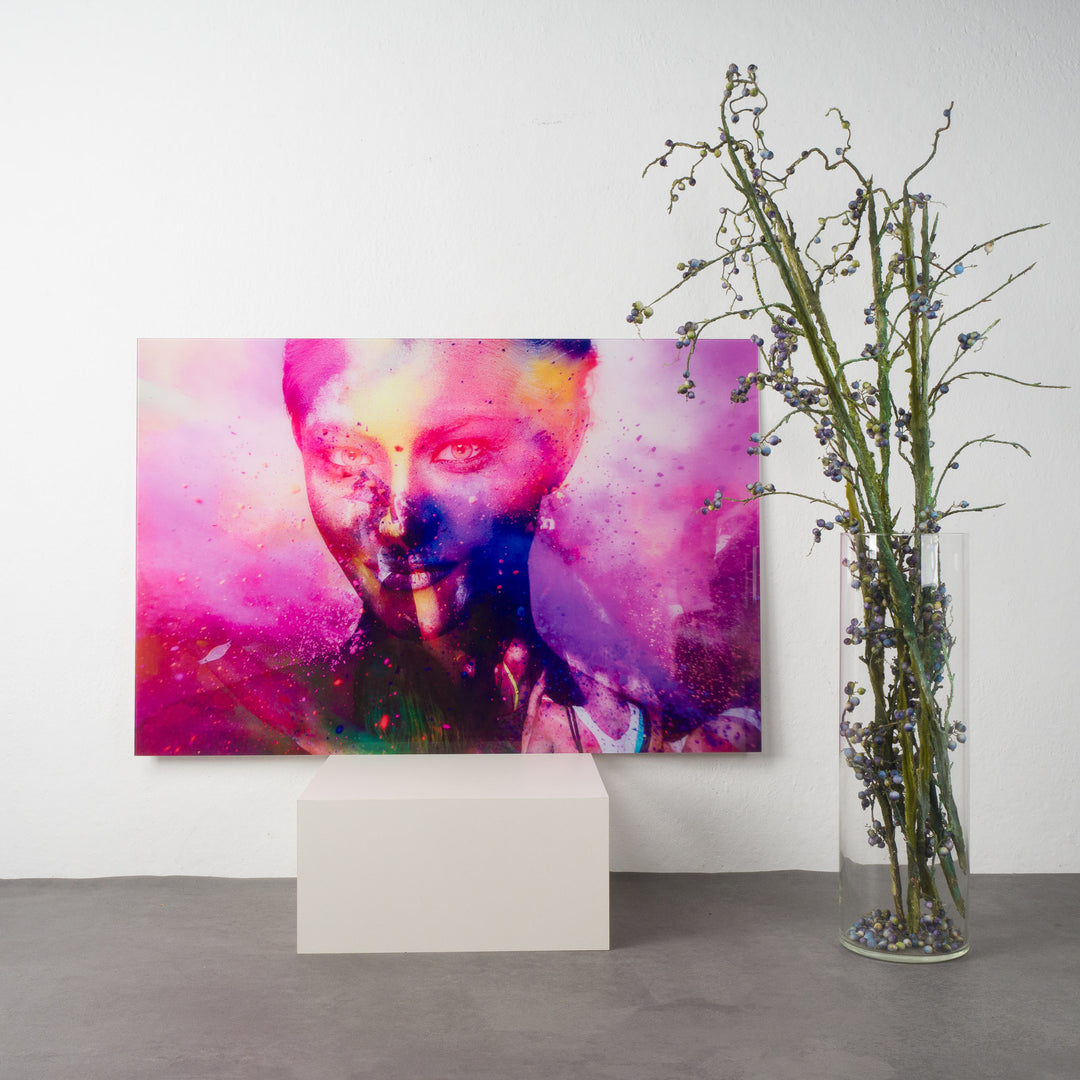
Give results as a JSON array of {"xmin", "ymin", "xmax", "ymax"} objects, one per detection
[{"xmin": 297, "ymin": 754, "xmax": 609, "ymax": 953}]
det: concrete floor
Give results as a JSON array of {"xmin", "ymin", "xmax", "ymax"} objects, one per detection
[{"xmin": 1, "ymin": 872, "xmax": 1077, "ymax": 1080}]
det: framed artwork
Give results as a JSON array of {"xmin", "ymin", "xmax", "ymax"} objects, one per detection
[{"xmin": 136, "ymin": 339, "xmax": 761, "ymax": 754}]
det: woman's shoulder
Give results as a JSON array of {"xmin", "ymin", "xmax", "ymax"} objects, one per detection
[
  {"xmin": 522, "ymin": 663, "xmax": 662, "ymax": 753},
  {"xmin": 522, "ymin": 656, "xmax": 762, "ymax": 754}
]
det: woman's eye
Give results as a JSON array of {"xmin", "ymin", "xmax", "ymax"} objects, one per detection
[
  {"xmin": 433, "ymin": 441, "xmax": 486, "ymax": 465},
  {"xmin": 326, "ymin": 447, "xmax": 374, "ymax": 471}
]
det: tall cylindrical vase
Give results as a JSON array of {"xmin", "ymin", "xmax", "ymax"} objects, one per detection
[{"xmin": 839, "ymin": 532, "xmax": 969, "ymax": 962}]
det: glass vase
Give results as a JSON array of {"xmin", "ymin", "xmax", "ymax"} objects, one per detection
[{"xmin": 838, "ymin": 532, "xmax": 969, "ymax": 962}]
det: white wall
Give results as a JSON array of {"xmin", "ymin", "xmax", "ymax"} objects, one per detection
[{"xmin": 1, "ymin": 0, "xmax": 1076, "ymax": 876}]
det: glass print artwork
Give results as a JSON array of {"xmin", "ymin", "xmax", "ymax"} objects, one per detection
[{"xmin": 136, "ymin": 339, "xmax": 761, "ymax": 754}]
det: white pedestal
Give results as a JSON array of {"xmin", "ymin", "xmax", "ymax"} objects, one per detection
[{"xmin": 296, "ymin": 754, "xmax": 609, "ymax": 953}]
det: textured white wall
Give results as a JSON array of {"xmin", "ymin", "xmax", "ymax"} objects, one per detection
[{"xmin": 1, "ymin": 0, "xmax": 1076, "ymax": 876}]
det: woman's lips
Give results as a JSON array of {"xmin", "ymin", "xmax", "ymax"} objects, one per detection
[{"xmin": 374, "ymin": 560, "xmax": 456, "ymax": 592}]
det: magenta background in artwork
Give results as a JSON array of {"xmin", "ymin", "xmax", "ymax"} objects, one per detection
[{"xmin": 136, "ymin": 338, "xmax": 760, "ymax": 753}]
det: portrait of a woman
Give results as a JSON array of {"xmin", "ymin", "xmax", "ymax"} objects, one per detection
[{"xmin": 135, "ymin": 337, "xmax": 760, "ymax": 755}]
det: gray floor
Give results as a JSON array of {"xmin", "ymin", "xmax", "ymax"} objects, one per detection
[{"xmin": 2, "ymin": 873, "xmax": 1077, "ymax": 1080}]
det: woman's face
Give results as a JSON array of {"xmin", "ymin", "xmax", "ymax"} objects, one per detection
[{"xmin": 296, "ymin": 340, "xmax": 586, "ymax": 640}]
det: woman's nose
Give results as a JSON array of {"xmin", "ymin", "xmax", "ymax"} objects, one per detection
[
  {"xmin": 376, "ymin": 492, "xmax": 438, "ymax": 548},
  {"xmin": 377, "ymin": 493, "xmax": 411, "ymax": 541},
  {"xmin": 373, "ymin": 454, "xmax": 441, "ymax": 547}
]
